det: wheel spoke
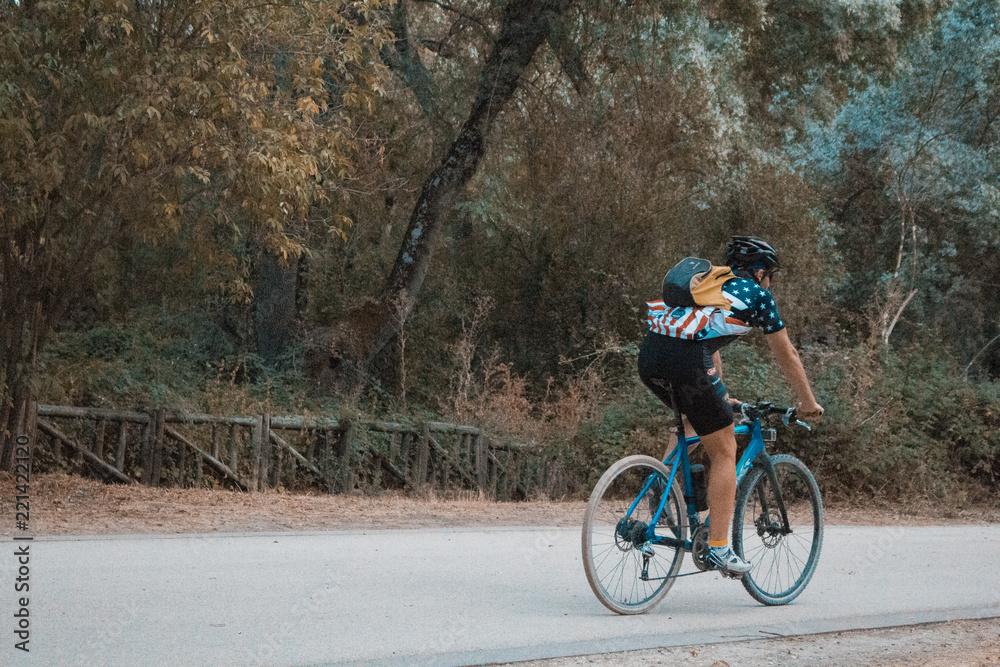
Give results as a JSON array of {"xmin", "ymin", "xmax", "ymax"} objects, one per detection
[
  {"xmin": 733, "ymin": 456, "xmax": 823, "ymax": 605},
  {"xmin": 582, "ymin": 456, "xmax": 687, "ymax": 614}
]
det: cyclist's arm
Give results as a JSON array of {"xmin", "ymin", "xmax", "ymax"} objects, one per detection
[
  {"xmin": 765, "ymin": 329, "xmax": 824, "ymax": 419},
  {"xmin": 714, "ymin": 351, "xmax": 746, "ymax": 406}
]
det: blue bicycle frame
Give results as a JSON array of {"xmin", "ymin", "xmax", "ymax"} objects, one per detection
[{"xmin": 627, "ymin": 417, "xmax": 787, "ymax": 552}]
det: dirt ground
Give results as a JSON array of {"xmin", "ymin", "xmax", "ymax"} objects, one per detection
[
  {"xmin": 3, "ymin": 472, "xmax": 999, "ymax": 665},
  {"xmin": 4, "ymin": 472, "xmax": 1000, "ymax": 537},
  {"xmin": 498, "ymin": 618, "xmax": 1000, "ymax": 667}
]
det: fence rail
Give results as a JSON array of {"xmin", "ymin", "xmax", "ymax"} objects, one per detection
[{"xmin": 24, "ymin": 403, "xmax": 567, "ymax": 499}]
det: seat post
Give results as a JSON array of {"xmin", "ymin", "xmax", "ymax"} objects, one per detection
[{"xmin": 667, "ymin": 385, "xmax": 685, "ymax": 442}]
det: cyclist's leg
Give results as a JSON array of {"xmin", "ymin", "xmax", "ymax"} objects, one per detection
[
  {"xmin": 671, "ymin": 351, "xmax": 735, "ymax": 543},
  {"xmin": 699, "ymin": 422, "xmax": 752, "ymax": 575},
  {"xmin": 698, "ymin": 423, "xmax": 738, "ymax": 543}
]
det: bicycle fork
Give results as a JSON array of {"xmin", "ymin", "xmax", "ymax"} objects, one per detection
[{"xmin": 753, "ymin": 451, "xmax": 793, "ymax": 538}]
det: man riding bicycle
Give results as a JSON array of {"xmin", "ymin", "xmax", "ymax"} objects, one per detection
[{"xmin": 638, "ymin": 236, "xmax": 824, "ymax": 576}]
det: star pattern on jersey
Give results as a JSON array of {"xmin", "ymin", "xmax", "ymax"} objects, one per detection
[{"xmin": 735, "ymin": 278, "xmax": 784, "ymax": 333}]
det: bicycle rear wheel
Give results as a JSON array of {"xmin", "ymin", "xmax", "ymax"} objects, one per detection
[
  {"xmin": 732, "ymin": 453, "xmax": 823, "ymax": 605},
  {"xmin": 581, "ymin": 455, "xmax": 686, "ymax": 614}
]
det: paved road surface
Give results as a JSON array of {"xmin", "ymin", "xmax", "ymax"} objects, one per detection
[{"xmin": 1, "ymin": 526, "xmax": 998, "ymax": 666}]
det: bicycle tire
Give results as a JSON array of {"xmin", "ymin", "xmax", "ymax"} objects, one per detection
[
  {"xmin": 581, "ymin": 455, "xmax": 687, "ymax": 615},
  {"xmin": 732, "ymin": 453, "xmax": 823, "ymax": 606}
]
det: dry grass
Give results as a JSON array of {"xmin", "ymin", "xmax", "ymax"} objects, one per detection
[
  {"xmin": 0, "ymin": 472, "xmax": 587, "ymax": 536},
  {"xmin": 2, "ymin": 472, "xmax": 997, "ymax": 537}
]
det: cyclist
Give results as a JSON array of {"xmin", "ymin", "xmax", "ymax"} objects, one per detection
[{"xmin": 637, "ymin": 235, "xmax": 824, "ymax": 576}]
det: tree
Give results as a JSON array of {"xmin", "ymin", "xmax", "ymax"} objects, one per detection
[
  {"xmin": 325, "ymin": 0, "xmax": 583, "ymax": 386},
  {"xmin": 797, "ymin": 0, "xmax": 1000, "ymax": 354},
  {"xmin": 0, "ymin": 0, "xmax": 390, "ymax": 467}
]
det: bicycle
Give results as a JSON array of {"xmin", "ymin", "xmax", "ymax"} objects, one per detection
[{"xmin": 581, "ymin": 396, "xmax": 823, "ymax": 614}]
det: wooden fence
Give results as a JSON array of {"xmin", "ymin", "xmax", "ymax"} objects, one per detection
[{"xmin": 23, "ymin": 403, "xmax": 569, "ymax": 499}]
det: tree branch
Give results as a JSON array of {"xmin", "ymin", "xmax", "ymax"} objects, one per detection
[
  {"xmin": 964, "ymin": 332, "xmax": 1000, "ymax": 382},
  {"xmin": 882, "ymin": 288, "xmax": 917, "ymax": 345},
  {"xmin": 380, "ymin": 1, "xmax": 441, "ymax": 122},
  {"xmin": 416, "ymin": 0, "xmax": 495, "ymax": 40},
  {"xmin": 543, "ymin": 9, "xmax": 591, "ymax": 95}
]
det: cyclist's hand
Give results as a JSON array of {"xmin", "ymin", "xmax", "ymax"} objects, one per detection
[
  {"xmin": 736, "ymin": 402, "xmax": 758, "ymax": 422},
  {"xmin": 797, "ymin": 401, "xmax": 824, "ymax": 422}
]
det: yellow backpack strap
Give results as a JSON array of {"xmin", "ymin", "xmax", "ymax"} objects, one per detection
[{"xmin": 690, "ymin": 266, "xmax": 736, "ymax": 308}]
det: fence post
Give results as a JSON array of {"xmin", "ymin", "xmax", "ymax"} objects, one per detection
[
  {"xmin": 251, "ymin": 415, "xmax": 263, "ymax": 492},
  {"xmin": 194, "ymin": 438, "xmax": 204, "ymax": 488},
  {"xmin": 280, "ymin": 430, "xmax": 292, "ymax": 488},
  {"xmin": 336, "ymin": 421, "xmax": 354, "ymax": 494},
  {"xmin": 399, "ymin": 433, "xmax": 410, "ymax": 480},
  {"xmin": 323, "ymin": 426, "xmax": 335, "ymax": 493},
  {"xmin": 140, "ymin": 417, "xmax": 153, "ymax": 485},
  {"xmin": 462, "ymin": 434, "xmax": 471, "ymax": 481},
  {"xmin": 228, "ymin": 423, "xmax": 239, "ymax": 475},
  {"xmin": 475, "ymin": 434, "xmax": 488, "ymax": 496},
  {"xmin": 259, "ymin": 413, "xmax": 271, "ymax": 492},
  {"xmin": 178, "ymin": 422, "xmax": 189, "ymax": 487},
  {"xmin": 306, "ymin": 429, "xmax": 316, "ymax": 464},
  {"xmin": 416, "ymin": 423, "xmax": 430, "ymax": 491},
  {"xmin": 94, "ymin": 418, "xmax": 106, "ymax": 461},
  {"xmin": 115, "ymin": 421, "xmax": 127, "ymax": 472},
  {"xmin": 150, "ymin": 410, "xmax": 166, "ymax": 487},
  {"xmin": 438, "ymin": 433, "xmax": 451, "ymax": 493}
]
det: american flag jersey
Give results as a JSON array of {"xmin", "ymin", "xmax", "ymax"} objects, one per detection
[{"xmin": 646, "ymin": 277, "xmax": 785, "ymax": 341}]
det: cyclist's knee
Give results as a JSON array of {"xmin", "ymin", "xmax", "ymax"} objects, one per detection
[{"xmin": 699, "ymin": 424, "xmax": 737, "ymax": 462}]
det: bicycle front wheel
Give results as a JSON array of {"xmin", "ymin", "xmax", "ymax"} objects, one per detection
[
  {"xmin": 581, "ymin": 455, "xmax": 686, "ymax": 615},
  {"xmin": 732, "ymin": 453, "xmax": 823, "ymax": 605}
]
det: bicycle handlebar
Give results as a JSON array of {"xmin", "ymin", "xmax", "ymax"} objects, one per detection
[{"xmin": 738, "ymin": 402, "xmax": 812, "ymax": 431}]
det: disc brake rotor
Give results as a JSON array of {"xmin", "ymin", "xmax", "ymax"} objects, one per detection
[{"xmin": 754, "ymin": 509, "xmax": 784, "ymax": 548}]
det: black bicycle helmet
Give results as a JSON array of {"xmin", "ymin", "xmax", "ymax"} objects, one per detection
[{"xmin": 725, "ymin": 235, "xmax": 780, "ymax": 273}]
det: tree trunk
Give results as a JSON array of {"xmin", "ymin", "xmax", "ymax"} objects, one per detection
[
  {"xmin": 345, "ymin": 0, "xmax": 576, "ymax": 375},
  {"xmin": 0, "ymin": 295, "xmax": 40, "ymax": 471}
]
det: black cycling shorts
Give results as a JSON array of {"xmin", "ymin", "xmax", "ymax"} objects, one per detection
[{"xmin": 637, "ymin": 332, "xmax": 733, "ymax": 436}]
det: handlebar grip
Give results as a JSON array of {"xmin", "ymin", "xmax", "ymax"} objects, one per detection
[{"xmin": 739, "ymin": 403, "xmax": 812, "ymax": 430}]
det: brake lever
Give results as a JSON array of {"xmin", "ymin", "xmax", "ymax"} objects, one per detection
[{"xmin": 782, "ymin": 408, "xmax": 813, "ymax": 431}]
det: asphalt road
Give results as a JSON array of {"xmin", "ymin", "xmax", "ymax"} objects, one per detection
[{"xmin": 1, "ymin": 525, "xmax": 998, "ymax": 666}]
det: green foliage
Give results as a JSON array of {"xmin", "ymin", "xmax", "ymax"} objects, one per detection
[
  {"xmin": 794, "ymin": 0, "xmax": 1000, "ymax": 353},
  {"xmin": 0, "ymin": 0, "xmax": 390, "ymax": 281},
  {"xmin": 778, "ymin": 342, "xmax": 1000, "ymax": 502}
]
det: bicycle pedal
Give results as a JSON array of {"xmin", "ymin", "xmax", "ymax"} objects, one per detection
[{"xmin": 721, "ymin": 570, "xmax": 745, "ymax": 580}]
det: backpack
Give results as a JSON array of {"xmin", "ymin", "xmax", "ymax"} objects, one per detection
[{"xmin": 661, "ymin": 257, "xmax": 735, "ymax": 308}]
